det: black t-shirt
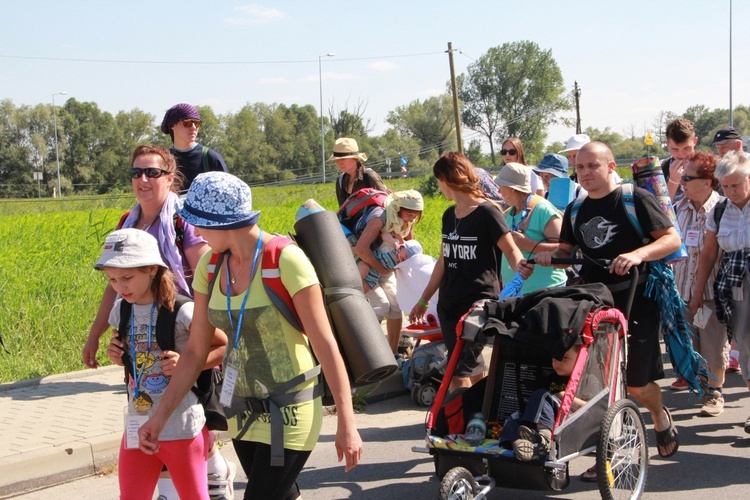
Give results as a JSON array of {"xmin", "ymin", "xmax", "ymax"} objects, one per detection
[
  {"xmin": 439, "ymin": 202, "xmax": 510, "ymax": 309},
  {"xmin": 335, "ymin": 168, "xmax": 387, "ymax": 207},
  {"xmin": 171, "ymin": 144, "xmax": 229, "ymax": 190},
  {"xmin": 560, "ymin": 186, "xmax": 672, "ymax": 286}
]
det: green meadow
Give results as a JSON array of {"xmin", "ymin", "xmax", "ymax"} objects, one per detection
[{"xmin": 0, "ymin": 176, "xmax": 450, "ymax": 383}]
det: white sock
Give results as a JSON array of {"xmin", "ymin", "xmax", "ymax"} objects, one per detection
[
  {"xmin": 207, "ymin": 450, "xmax": 228, "ymax": 477},
  {"xmin": 157, "ymin": 477, "xmax": 179, "ymax": 500}
]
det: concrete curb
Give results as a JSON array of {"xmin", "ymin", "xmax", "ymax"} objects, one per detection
[{"xmin": 0, "ymin": 365, "xmax": 122, "ymax": 393}]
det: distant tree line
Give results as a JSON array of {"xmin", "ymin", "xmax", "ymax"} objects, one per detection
[{"xmin": 3, "ymin": 40, "xmax": 747, "ymax": 198}]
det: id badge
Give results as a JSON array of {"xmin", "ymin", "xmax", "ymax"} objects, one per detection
[
  {"xmin": 124, "ymin": 406, "xmax": 149, "ymax": 449},
  {"xmin": 685, "ymin": 229, "xmax": 700, "ymax": 247},
  {"xmin": 220, "ymin": 354, "xmax": 240, "ymax": 407}
]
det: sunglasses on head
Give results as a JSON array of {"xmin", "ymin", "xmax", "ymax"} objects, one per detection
[
  {"xmin": 501, "ymin": 148, "xmax": 517, "ymax": 156},
  {"xmin": 129, "ymin": 167, "xmax": 170, "ymax": 179},
  {"xmin": 181, "ymin": 119, "xmax": 201, "ymax": 128},
  {"xmin": 680, "ymin": 175, "xmax": 707, "ymax": 183}
]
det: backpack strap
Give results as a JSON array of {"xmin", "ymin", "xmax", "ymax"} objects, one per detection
[
  {"xmin": 261, "ymin": 236, "xmax": 304, "ymax": 332},
  {"xmin": 714, "ymin": 197, "xmax": 728, "ymax": 233},
  {"xmin": 569, "ymin": 191, "xmax": 588, "ymax": 236},
  {"xmin": 620, "ymin": 183, "xmax": 647, "ymax": 243},
  {"xmin": 116, "ymin": 210, "xmax": 131, "ymax": 230},
  {"xmin": 201, "ymin": 146, "xmax": 210, "ymax": 172},
  {"xmin": 155, "ymin": 295, "xmax": 191, "ymax": 351},
  {"xmin": 206, "ymin": 239, "xmax": 304, "ymax": 332}
]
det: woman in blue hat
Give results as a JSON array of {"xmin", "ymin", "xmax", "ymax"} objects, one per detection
[{"xmin": 138, "ymin": 172, "xmax": 363, "ymax": 499}]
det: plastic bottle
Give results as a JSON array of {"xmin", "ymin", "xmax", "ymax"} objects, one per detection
[{"xmin": 464, "ymin": 412, "xmax": 487, "ymax": 446}]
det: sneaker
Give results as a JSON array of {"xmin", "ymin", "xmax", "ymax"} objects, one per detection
[
  {"xmin": 700, "ymin": 390, "xmax": 724, "ymax": 417},
  {"xmin": 745, "ymin": 416, "xmax": 750, "ymax": 435},
  {"xmin": 727, "ymin": 356, "xmax": 741, "ymax": 374},
  {"xmin": 514, "ymin": 425, "xmax": 551, "ymax": 461},
  {"xmin": 670, "ymin": 377, "xmax": 688, "ymax": 391},
  {"xmin": 208, "ymin": 459, "xmax": 236, "ymax": 500}
]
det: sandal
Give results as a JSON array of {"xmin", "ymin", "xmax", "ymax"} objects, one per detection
[
  {"xmin": 580, "ymin": 465, "xmax": 597, "ymax": 483},
  {"xmin": 654, "ymin": 406, "xmax": 679, "ymax": 458}
]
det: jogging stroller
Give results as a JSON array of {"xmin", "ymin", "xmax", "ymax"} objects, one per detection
[{"xmin": 414, "ymin": 261, "xmax": 649, "ymax": 500}]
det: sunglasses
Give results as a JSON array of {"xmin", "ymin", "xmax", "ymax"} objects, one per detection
[
  {"xmin": 181, "ymin": 119, "xmax": 201, "ymax": 128},
  {"xmin": 680, "ymin": 175, "xmax": 707, "ymax": 183},
  {"xmin": 500, "ymin": 148, "xmax": 517, "ymax": 156},
  {"xmin": 129, "ymin": 167, "xmax": 170, "ymax": 179}
]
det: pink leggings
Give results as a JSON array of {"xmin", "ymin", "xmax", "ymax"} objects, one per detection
[{"xmin": 118, "ymin": 426, "xmax": 209, "ymax": 500}]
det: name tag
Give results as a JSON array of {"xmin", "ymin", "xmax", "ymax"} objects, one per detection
[
  {"xmin": 124, "ymin": 410, "xmax": 149, "ymax": 449},
  {"xmin": 685, "ymin": 229, "xmax": 701, "ymax": 247},
  {"xmin": 220, "ymin": 365, "xmax": 239, "ymax": 407}
]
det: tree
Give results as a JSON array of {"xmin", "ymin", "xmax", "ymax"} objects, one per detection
[
  {"xmin": 385, "ymin": 94, "xmax": 456, "ymax": 157},
  {"xmin": 328, "ymin": 98, "xmax": 373, "ymax": 138},
  {"xmin": 458, "ymin": 41, "xmax": 570, "ymax": 164}
]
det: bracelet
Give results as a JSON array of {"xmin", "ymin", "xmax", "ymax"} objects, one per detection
[
  {"xmin": 668, "ymin": 179, "xmax": 679, "ymax": 185},
  {"xmin": 417, "ymin": 299, "xmax": 429, "ymax": 308}
]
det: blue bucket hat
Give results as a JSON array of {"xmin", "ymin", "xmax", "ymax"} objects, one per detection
[
  {"xmin": 533, "ymin": 153, "xmax": 569, "ymax": 179},
  {"xmin": 176, "ymin": 172, "xmax": 260, "ymax": 229}
]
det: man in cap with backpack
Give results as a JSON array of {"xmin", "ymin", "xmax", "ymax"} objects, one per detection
[{"xmin": 161, "ymin": 103, "xmax": 228, "ymax": 190}]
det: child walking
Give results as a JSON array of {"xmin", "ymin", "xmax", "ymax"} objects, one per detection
[{"xmin": 95, "ymin": 229, "xmax": 211, "ymax": 499}]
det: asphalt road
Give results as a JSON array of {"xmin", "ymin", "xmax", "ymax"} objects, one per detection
[{"xmin": 12, "ymin": 370, "xmax": 750, "ymax": 499}]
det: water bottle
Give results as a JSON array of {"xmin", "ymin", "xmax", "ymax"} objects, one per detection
[{"xmin": 464, "ymin": 412, "xmax": 487, "ymax": 446}]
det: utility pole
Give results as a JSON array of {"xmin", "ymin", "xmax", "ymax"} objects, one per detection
[
  {"xmin": 574, "ymin": 81, "xmax": 582, "ymax": 134},
  {"xmin": 447, "ymin": 42, "xmax": 464, "ymax": 154},
  {"xmin": 729, "ymin": 0, "xmax": 734, "ymax": 126}
]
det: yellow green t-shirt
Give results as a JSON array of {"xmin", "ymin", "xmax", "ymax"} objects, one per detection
[{"xmin": 193, "ymin": 242, "xmax": 322, "ymax": 451}]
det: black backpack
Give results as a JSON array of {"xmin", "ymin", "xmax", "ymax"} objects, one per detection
[{"xmin": 117, "ymin": 295, "xmax": 228, "ymax": 431}]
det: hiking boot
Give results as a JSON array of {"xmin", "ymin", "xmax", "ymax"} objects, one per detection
[
  {"xmin": 514, "ymin": 425, "xmax": 551, "ymax": 461},
  {"xmin": 670, "ymin": 377, "xmax": 688, "ymax": 391},
  {"xmin": 700, "ymin": 390, "xmax": 724, "ymax": 417}
]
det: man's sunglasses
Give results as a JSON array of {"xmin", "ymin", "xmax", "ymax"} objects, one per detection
[
  {"xmin": 680, "ymin": 175, "xmax": 708, "ymax": 183},
  {"xmin": 500, "ymin": 148, "xmax": 517, "ymax": 155},
  {"xmin": 129, "ymin": 167, "xmax": 170, "ymax": 179},
  {"xmin": 181, "ymin": 119, "xmax": 201, "ymax": 128}
]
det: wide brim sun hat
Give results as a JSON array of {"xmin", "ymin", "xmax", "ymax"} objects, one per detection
[
  {"xmin": 494, "ymin": 162, "xmax": 531, "ymax": 194},
  {"xmin": 533, "ymin": 153, "xmax": 570, "ymax": 179},
  {"xmin": 94, "ymin": 228, "xmax": 167, "ymax": 270},
  {"xmin": 327, "ymin": 137, "xmax": 368, "ymax": 163},
  {"xmin": 559, "ymin": 133, "xmax": 591, "ymax": 153},
  {"xmin": 176, "ymin": 171, "xmax": 260, "ymax": 229}
]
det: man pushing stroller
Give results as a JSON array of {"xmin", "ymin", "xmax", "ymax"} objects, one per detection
[{"xmin": 530, "ymin": 141, "xmax": 682, "ymax": 467}]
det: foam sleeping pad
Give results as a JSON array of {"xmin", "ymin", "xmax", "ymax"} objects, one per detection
[{"xmin": 294, "ymin": 210, "xmax": 397, "ymax": 386}]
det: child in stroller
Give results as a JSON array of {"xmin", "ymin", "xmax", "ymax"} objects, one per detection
[{"xmin": 499, "ymin": 342, "xmax": 582, "ymax": 462}]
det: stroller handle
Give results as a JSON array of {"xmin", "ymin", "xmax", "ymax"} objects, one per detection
[{"xmin": 526, "ymin": 257, "xmax": 639, "ymax": 320}]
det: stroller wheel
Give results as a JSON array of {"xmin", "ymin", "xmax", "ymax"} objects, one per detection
[
  {"xmin": 411, "ymin": 382, "xmax": 438, "ymax": 407},
  {"xmin": 439, "ymin": 467, "xmax": 477, "ymax": 500},
  {"xmin": 597, "ymin": 398, "xmax": 649, "ymax": 500}
]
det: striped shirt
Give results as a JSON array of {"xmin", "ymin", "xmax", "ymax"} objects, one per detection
[
  {"xmin": 673, "ymin": 191, "xmax": 721, "ymax": 300},
  {"xmin": 706, "ymin": 196, "xmax": 750, "ymax": 252}
]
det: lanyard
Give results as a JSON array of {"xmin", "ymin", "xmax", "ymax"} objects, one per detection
[
  {"xmin": 511, "ymin": 194, "xmax": 534, "ymax": 232},
  {"xmin": 130, "ymin": 302, "xmax": 156, "ymax": 399},
  {"xmin": 226, "ymin": 230, "xmax": 264, "ymax": 350}
]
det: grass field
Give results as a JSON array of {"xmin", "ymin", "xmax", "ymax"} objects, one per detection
[{"xmin": 0, "ymin": 176, "xmax": 450, "ymax": 383}]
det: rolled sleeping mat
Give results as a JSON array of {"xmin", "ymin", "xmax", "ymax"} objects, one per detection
[
  {"xmin": 548, "ymin": 177, "xmax": 577, "ymax": 212},
  {"xmin": 631, "ymin": 157, "xmax": 688, "ymax": 263},
  {"xmin": 294, "ymin": 209, "xmax": 397, "ymax": 386}
]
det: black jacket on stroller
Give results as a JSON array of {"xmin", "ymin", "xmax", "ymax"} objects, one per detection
[{"xmin": 482, "ymin": 283, "xmax": 614, "ymax": 361}]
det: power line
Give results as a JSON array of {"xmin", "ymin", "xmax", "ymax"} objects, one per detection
[{"xmin": 0, "ymin": 51, "xmax": 445, "ymax": 66}]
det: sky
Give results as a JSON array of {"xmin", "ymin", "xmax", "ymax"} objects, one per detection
[{"xmin": 2, "ymin": 0, "xmax": 748, "ymax": 150}]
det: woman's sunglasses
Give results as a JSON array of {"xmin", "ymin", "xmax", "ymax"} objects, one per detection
[
  {"xmin": 680, "ymin": 175, "xmax": 708, "ymax": 183},
  {"xmin": 129, "ymin": 167, "xmax": 170, "ymax": 179},
  {"xmin": 500, "ymin": 148, "xmax": 517, "ymax": 155},
  {"xmin": 181, "ymin": 119, "xmax": 201, "ymax": 128}
]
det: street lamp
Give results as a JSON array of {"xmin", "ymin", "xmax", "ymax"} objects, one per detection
[
  {"xmin": 319, "ymin": 52, "xmax": 335, "ymax": 183},
  {"xmin": 52, "ymin": 91, "xmax": 68, "ymax": 197}
]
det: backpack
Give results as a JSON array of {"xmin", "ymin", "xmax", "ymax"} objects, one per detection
[
  {"xmin": 116, "ymin": 211, "xmax": 186, "ymax": 253},
  {"xmin": 570, "ymin": 183, "xmax": 649, "ymax": 245},
  {"xmin": 503, "ymin": 194, "xmax": 546, "ymax": 232},
  {"xmin": 337, "ymin": 188, "xmax": 389, "ymax": 236},
  {"xmin": 713, "ymin": 197, "xmax": 728, "ymax": 233},
  {"xmin": 205, "ymin": 236, "xmax": 323, "ymax": 467},
  {"xmin": 117, "ymin": 295, "xmax": 228, "ymax": 431},
  {"xmin": 200, "ymin": 146, "xmax": 210, "ymax": 172}
]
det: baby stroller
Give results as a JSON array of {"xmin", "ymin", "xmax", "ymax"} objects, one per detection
[
  {"xmin": 402, "ymin": 314, "xmax": 446, "ymax": 407},
  {"xmin": 414, "ymin": 260, "xmax": 648, "ymax": 500}
]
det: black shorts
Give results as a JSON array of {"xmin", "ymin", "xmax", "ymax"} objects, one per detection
[
  {"xmin": 438, "ymin": 301, "xmax": 485, "ymax": 378},
  {"xmin": 613, "ymin": 287, "xmax": 665, "ymax": 387}
]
